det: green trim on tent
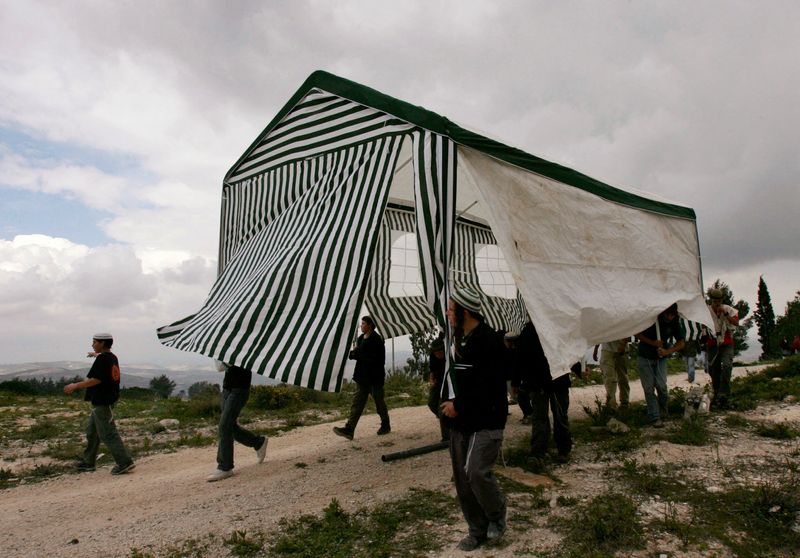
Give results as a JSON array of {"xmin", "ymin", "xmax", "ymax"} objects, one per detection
[{"xmin": 225, "ymin": 70, "xmax": 696, "ymax": 221}]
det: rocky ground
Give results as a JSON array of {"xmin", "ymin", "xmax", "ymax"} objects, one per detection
[{"xmin": 2, "ymin": 364, "xmax": 798, "ymax": 557}]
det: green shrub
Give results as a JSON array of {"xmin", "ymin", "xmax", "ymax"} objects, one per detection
[
  {"xmin": 250, "ymin": 385, "xmax": 304, "ymax": 410},
  {"xmin": 188, "ymin": 381, "xmax": 221, "ymax": 399},
  {"xmin": 755, "ymin": 422, "xmax": 798, "ymax": 440},
  {"xmin": 121, "ymin": 387, "xmax": 156, "ymax": 400}
]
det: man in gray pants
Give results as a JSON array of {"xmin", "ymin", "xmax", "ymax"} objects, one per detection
[{"xmin": 440, "ymin": 287, "xmax": 508, "ymax": 552}]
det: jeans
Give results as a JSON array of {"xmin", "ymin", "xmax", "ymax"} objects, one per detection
[
  {"xmin": 530, "ymin": 386, "xmax": 572, "ymax": 456},
  {"xmin": 637, "ymin": 356, "xmax": 668, "ymax": 422},
  {"xmin": 345, "ymin": 381, "xmax": 390, "ymax": 431},
  {"xmin": 450, "ymin": 429, "xmax": 506, "ymax": 539},
  {"xmin": 83, "ymin": 405, "xmax": 132, "ymax": 467},
  {"xmin": 685, "ymin": 356, "xmax": 696, "ymax": 383},
  {"xmin": 217, "ymin": 388, "xmax": 264, "ymax": 471}
]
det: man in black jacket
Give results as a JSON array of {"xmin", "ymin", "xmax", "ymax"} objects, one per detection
[
  {"xmin": 333, "ymin": 316, "xmax": 390, "ymax": 440},
  {"xmin": 440, "ymin": 287, "xmax": 507, "ymax": 551}
]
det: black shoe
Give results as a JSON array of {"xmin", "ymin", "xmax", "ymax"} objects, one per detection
[
  {"xmin": 73, "ymin": 461, "xmax": 95, "ymax": 472},
  {"xmin": 333, "ymin": 426, "xmax": 354, "ymax": 440},
  {"xmin": 554, "ymin": 452, "xmax": 571, "ymax": 464},
  {"xmin": 457, "ymin": 535, "xmax": 485, "ymax": 552},
  {"xmin": 526, "ymin": 455, "xmax": 547, "ymax": 473},
  {"xmin": 377, "ymin": 425, "xmax": 391, "ymax": 435},
  {"xmin": 487, "ymin": 507, "xmax": 507, "ymax": 541},
  {"xmin": 111, "ymin": 462, "xmax": 135, "ymax": 475}
]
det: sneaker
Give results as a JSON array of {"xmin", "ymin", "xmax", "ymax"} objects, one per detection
[
  {"xmin": 554, "ymin": 452, "xmax": 570, "ymax": 464},
  {"xmin": 456, "ymin": 534, "xmax": 484, "ymax": 552},
  {"xmin": 73, "ymin": 461, "xmax": 95, "ymax": 472},
  {"xmin": 256, "ymin": 437, "xmax": 268, "ymax": 464},
  {"xmin": 333, "ymin": 426, "xmax": 354, "ymax": 440},
  {"xmin": 206, "ymin": 468, "xmax": 234, "ymax": 482},
  {"xmin": 110, "ymin": 462, "xmax": 135, "ymax": 475},
  {"xmin": 377, "ymin": 425, "xmax": 391, "ymax": 436},
  {"xmin": 651, "ymin": 419, "xmax": 665, "ymax": 428}
]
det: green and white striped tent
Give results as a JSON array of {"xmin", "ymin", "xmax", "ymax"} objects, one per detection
[{"xmin": 157, "ymin": 71, "xmax": 713, "ymax": 391}]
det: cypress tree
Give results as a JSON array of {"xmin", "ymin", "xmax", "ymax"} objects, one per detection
[{"xmin": 753, "ymin": 276, "xmax": 777, "ymax": 359}]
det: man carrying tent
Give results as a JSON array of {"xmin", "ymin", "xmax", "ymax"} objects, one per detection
[
  {"xmin": 635, "ymin": 304, "xmax": 685, "ymax": 427},
  {"xmin": 333, "ymin": 316, "xmax": 390, "ymax": 440},
  {"xmin": 440, "ymin": 287, "xmax": 508, "ymax": 551},
  {"xmin": 592, "ymin": 338, "xmax": 631, "ymax": 410},
  {"xmin": 705, "ymin": 289, "xmax": 739, "ymax": 409}
]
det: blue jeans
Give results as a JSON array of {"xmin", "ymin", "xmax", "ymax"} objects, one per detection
[
  {"xmin": 685, "ymin": 356, "xmax": 696, "ymax": 383},
  {"xmin": 637, "ymin": 357, "xmax": 668, "ymax": 422},
  {"xmin": 217, "ymin": 388, "xmax": 264, "ymax": 471}
]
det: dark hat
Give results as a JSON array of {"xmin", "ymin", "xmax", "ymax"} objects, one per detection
[
  {"xmin": 708, "ymin": 288, "xmax": 724, "ymax": 300},
  {"xmin": 451, "ymin": 287, "xmax": 482, "ymax": 314},
  {"xmin": 430, "ymin": 338, "xmax": 445, "ymax": 352}
]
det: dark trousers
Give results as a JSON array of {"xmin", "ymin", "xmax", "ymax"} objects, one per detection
[
  {"xmin": 345, "ymin": 381, "xmax": 390, "ymax": 431},
  {"xmin": 708, "ymin": 344, "xmax": 734, "ymax": 405},
  {"xmin": 450, "ymin": 429, "xmax": 506, "ymax": 538},
  {"xmin": 427, "ymin": 383, "xmax": 450, "ymax": 440},
  {"xmin": 83, "ymin": 405, "xmax": 132, "ymax": 467},
  {"xmin": 517, "ymin": 388, "xmax": 533, "ymax": 417},
  {"xmin": 217, "ymin": 388, "xmax": 264, "ymax": 471},
  {"xmin": 530, "ymin": 386, "xmax": 572, "ymax": 457}
]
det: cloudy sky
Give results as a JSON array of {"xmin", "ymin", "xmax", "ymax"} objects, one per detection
[{"xmin": 1, "ymin": 1, "xmax": 798, "ymax": 366}]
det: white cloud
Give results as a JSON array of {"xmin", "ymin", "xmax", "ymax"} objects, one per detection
[
  {"xmin": 0, "ymin": 235, "xmax": 216, "ymax": 362},
  {"xmin": 0, "ymin": 1, "xmax": 798, "ymax": 363}
]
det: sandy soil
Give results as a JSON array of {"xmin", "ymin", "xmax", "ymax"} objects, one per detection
[{"xmin": 2, "ymin": 364, "xmax": 797, "ymax": 558}]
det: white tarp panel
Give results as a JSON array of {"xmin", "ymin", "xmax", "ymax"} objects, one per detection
[{"xmin": 459, "ymin": 146, "xmax": 714, "ymax": 375}]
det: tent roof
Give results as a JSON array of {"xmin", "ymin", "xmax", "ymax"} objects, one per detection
[{"xmin": 225, "ymin": 70, "xmax": 695, "ymax": 221}]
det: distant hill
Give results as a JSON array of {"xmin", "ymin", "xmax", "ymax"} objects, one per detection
[
  {"xmin": 0, "ymin": 361, "xmax": 226, "ymax": 395},
  {"xmin": 0, "ymin": 348, "xmax": 414, "ymax": 396}
]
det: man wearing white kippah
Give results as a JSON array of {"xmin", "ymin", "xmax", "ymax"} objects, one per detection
[
  {"xmin": 64, "ymin": 333, "xmax": 135, "ymax": 475},
  {"xmin": 440, "ymin": 287, "xmax": 508, "ymax": 551}
]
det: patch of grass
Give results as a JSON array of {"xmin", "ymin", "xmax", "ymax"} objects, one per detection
[
  {"xmin": 729, "ymin": 356, "xmax": 800, "ymax": 411},
  {"xmin": 755, "ymin": 421, "xmax": 799, "ymax": 440},
  {"xmin": 553, "ymin": 491, "xmax": 643, "ymax": 557},
  {"xmin": 42, "ymin": 439, "xmax": 84, "ymax": 460},
  {"xmin": 655, "ymin": 501, "xmax": 696, "ymax": 548},
  {"xmin": 223, "ymin": 530, "xmax": 264, "ymax": 557},
  {"xmin": 268, "ymin": 488, "xmax": 458, "ymax": 558},
  {"xmin": 692, "ymin": 469, "xmax": 800, "ymax": 557},
  {"xmin": 667, "ymin": 414, "xmax": 711, "ymax": 446},
  {"xmin": 581, "ymin": 397, "xmax": 615, "ymax": 426},
  {"xmin": 17, "ymin": 417, "xmax": 67, "ymax": 442},
  {"xmin": 615, "ymin": 459, "xmax": 686, "ymax": 500},
  {"xmin": 723, "ymin": 414, "xmax": 751, "ymax": 429},
  {"xmin": 570, "ymin": 416, "xmax": 646, "ymax": 456},
  {"xmin": 556, "ymin": 495, "xmax": 579, "ymax": 507}
]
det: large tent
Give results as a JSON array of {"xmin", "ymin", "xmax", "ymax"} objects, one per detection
[{"xmin": 157, "ymin": 71, "xmax": 713, "ymax": 392}]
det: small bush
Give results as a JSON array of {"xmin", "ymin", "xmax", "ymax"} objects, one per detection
[
  {"xmin": 667, "ymin": 414, "xmax": 711, "ymax": 446},
  {"xmin": 755, "ymin": 422, "xmax": 798, "ymax": 440},
  {"xmin": 555, "ymin": 491, "xmax": 643, "ymax": 557},
  {"xmin": 250, "ymin": 385, "xmax": 304, "ymax": 410}
]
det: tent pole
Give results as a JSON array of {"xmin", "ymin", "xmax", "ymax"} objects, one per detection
[{"xmin": 392, "ymin": 338, "xmax": 396, "ymax": 372}]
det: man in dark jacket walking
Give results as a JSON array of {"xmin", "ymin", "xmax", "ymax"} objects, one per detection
[
  {"xmin": 440, "ymin": 287, "xmax": 508, "ymax": 551},
  {"xmin": 333, "ymin": 316, "xmax": 390, "ymax": 440}
]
